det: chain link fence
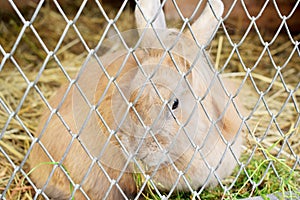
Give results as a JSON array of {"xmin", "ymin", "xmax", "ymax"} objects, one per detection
[{"xmin": 0, "ymin": 0, "xmax": 299, "ymax": 199}]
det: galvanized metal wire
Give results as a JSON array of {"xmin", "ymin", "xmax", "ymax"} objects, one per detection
[{"xmin": 0, "ymin": 0, "xmax": 299, "ymax": 199}]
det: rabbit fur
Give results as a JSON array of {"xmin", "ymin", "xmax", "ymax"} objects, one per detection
[{"xmin": 28, "ymin": 0, "xmax": 245, "ymax": 199}]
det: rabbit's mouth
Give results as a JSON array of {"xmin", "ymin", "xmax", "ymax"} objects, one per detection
[{"xmin": 137, "ymin": 151, "xmax": 171, "ymax": 169}]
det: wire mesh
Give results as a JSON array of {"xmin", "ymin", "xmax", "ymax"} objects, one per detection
[{"xmin": 0, "ymin": 0, "xmax": 299, "ymax": 199}]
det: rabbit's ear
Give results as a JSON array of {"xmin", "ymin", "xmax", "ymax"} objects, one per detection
[
  {"xmin": 135, "ymin": 0, "xmax": 167, "ymax": 30},
  {"xmin": 187, "ymin": 0, "xmax": 224, "ymax": 46}
]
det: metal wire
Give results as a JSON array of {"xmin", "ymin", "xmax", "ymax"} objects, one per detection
[{"xmin": 0, "ymin": 0, "xmax": 299, "ymax": 199}]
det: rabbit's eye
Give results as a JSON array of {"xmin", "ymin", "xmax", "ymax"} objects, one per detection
[{"xmin": 172, "ymin": 98, "xmax": 179, "ymax": 110}]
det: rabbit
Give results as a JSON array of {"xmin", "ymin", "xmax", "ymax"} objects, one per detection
[{"xmin": 28, "ymin": 0, "xmax": 245, "ymax": 199}]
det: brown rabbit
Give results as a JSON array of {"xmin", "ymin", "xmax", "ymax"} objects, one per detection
[{"xmin": 28, "ymin": 0, "xmax": 245, "ymax": 199}]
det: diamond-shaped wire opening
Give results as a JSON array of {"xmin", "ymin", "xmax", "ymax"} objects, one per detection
[
  {"xmin": 0, "ymin": 147, "xmax": 38, "ymax": 199},
  {"xmin": 53, "ymin": 0, "xmax": 118, "ymax": 52},
  {"xmin": 112, "ymin": 1, "xmax": 135, "ymax": 31},
  {"xmin": 0, "ymin": 0, "xmax": 43, "ymax": 53},
  {"xmin": 30, "ymin": 9, "xmax": 70, "ymax": 53},
  {"xmin": 222, "ymin": 0, "xmax": 252, "ymax": 35},
  {"xmin": 273, "ymin": 0, "xmax": 300, "ymax": 34}
]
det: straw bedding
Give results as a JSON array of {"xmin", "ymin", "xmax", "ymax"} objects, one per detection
[{"xmin": 0, "ymin": 2, "xmax": 299, "ymax": 199}]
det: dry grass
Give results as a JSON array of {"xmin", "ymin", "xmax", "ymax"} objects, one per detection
[{"xmin": 0, "ymin": 1, "xmax": 299, "ymax": 199}]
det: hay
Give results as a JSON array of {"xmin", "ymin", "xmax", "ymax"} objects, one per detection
[
  {"xmin": 210, "ymin": 32, "xmax": 300, "ymax": 170},
  {"xmin": 0, "ymin": 2, "xmax": 299, "ymax": 199}
]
